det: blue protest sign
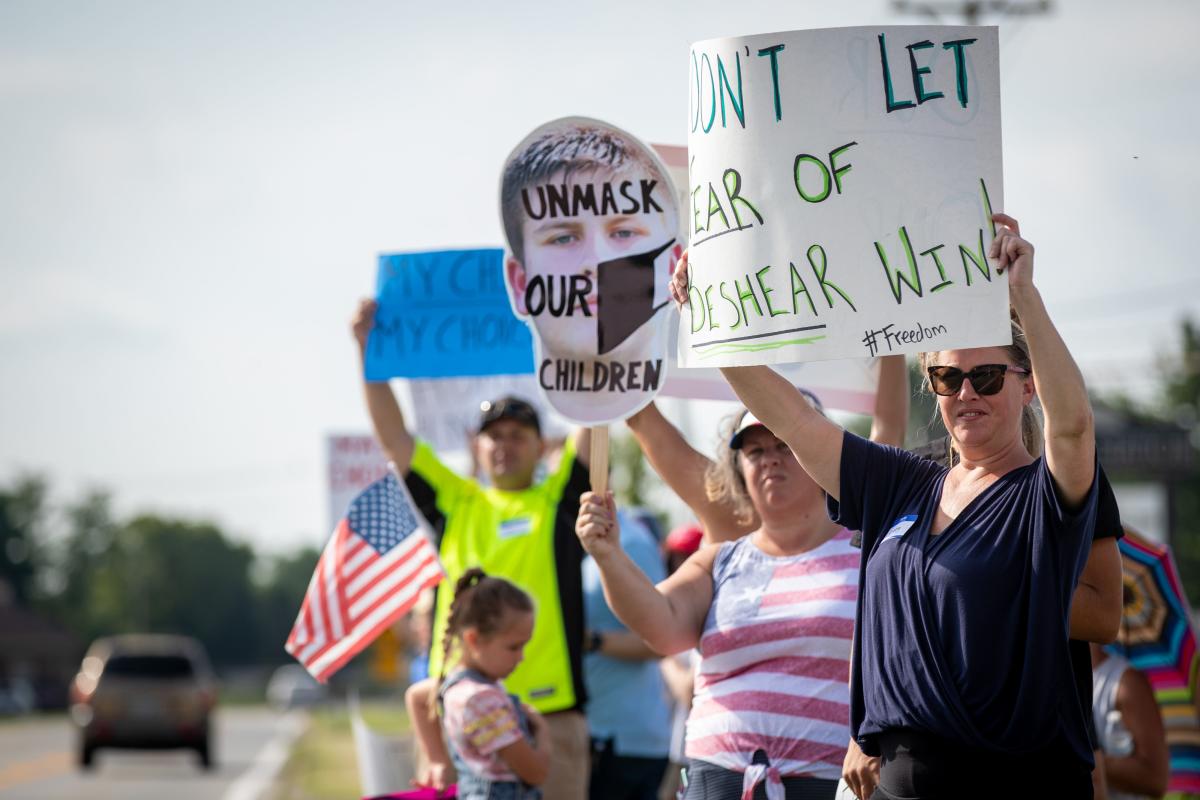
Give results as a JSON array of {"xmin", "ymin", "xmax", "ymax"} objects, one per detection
[{"xmin": 364, "ymin": 248, "xmax": 535, "ymax": 380}]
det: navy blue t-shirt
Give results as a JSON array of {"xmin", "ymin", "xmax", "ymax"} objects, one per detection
[{"xmin": 828, "ymin": 431, "xmax": 1099, "ymax": 765}]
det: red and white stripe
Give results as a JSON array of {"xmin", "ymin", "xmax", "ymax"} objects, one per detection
[
  {"xmin": 286, "ymin": 519, "xmax": 444, "ymax": 683},
  {"xmin": 685, "ymin": 530, "xmax": 859, "ymax": 780}
]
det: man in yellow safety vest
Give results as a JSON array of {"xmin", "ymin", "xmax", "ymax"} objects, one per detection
[{"xmin": 352, "ymin": 300, "xmax": 593, "ymax": 800}]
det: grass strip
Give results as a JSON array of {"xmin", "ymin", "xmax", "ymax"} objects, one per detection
[{"xmin": 270, "ymin": 701, "xmax": 411, "ymax": 800}]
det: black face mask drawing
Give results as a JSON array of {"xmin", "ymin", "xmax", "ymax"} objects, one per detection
[{"xmin": 596, "ymin": 239, "xmax": 675, "ymax": 355}]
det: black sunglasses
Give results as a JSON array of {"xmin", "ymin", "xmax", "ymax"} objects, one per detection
[{"xmin": 926, "ymin": 364, "xmax": 1030, "ymax": 397}]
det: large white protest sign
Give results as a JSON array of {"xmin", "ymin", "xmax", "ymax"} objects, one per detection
[
  {"xmin": 679, "ymin": 26, "xmax": 1008, "ymax": 368},
  {"xmin": 650, "ymin": 142, "xmax": 885, "ymax": 414},
  {"xmin": 500, "ymin": 117, "xmax": 683, "ymax": 426}
]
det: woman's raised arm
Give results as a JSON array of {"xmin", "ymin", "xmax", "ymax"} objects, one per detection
[
  {"xmin": 625, "ymin": 401, "xmax": 755, "ymax": 540},
  {"xmin": 994, "ymin": 214, "xmax": 1095, "ymax": 505},
  {"xmin": 671, "ymin": 250, "xmax": 846, "ymax": 500},
  {"xmin": 870, "ymin": 355, "xmax": 909, "ymax": 448},
  {"xmin": 576, "ymin": 491, "xmax": 715, "ymax": 655}
]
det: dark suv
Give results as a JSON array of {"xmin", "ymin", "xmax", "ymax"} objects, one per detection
[{"xmin": 69, "ymin": 634, "xmax": 218, "ymax": 769}]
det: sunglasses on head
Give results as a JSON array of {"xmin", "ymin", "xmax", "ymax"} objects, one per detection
[{"xmin": 926, "ymin": 364, "xmax": 1030, "ymax": 396}]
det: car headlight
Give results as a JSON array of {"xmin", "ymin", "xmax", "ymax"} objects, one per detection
[{"xmin": 70, "ymin": 703, "xmax": 94, "ymax": 727}]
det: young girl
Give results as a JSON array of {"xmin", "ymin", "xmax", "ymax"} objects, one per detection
[{"xmin": 405, "ymin": 568, "xmax": 552, "ymax": 799}]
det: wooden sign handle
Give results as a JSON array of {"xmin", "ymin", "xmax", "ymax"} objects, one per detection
[{"xmin": 589, "ymin": 426, "xmax": 609, "ymax": 494}]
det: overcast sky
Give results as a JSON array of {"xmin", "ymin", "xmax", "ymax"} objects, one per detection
[{"xmin": 2, "ymin": 0, "xmax": 1196, "ymax": 554}]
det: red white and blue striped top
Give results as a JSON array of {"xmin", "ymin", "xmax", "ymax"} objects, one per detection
[{"xmin": 686, "ymin": 530, "xmax": 859, "ymax": 780}]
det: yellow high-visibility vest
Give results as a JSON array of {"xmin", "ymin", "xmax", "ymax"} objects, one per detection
[{"xmin": 409, "ymin": 438, "xmax": 584, "ymax": 713}]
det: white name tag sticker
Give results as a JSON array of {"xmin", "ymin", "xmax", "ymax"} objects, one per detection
[
  {"xmin": 882, "ymin": 514, "xmax": 918, "ymax": 543},
  {"xmin": 499, "ymin": 517, "xmax": 533, "ymax": 540}
]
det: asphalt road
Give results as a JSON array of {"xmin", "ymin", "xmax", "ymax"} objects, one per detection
[{"xmin": 0, "ymin": 706, "xmax": 299, "ymax": 800}]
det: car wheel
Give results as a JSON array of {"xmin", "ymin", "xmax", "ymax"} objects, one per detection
[{"xmin": 197, "ymin": 740, "xmax": 214, "ymax": 770}]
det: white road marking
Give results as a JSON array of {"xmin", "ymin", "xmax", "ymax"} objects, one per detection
[{"xmin": 222, "ymin": 710, "xmax": 308, "ymax": 800}]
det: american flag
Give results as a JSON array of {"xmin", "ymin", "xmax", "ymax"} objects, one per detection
[{"xmin": 286, "ymin": 472, "xmax": 444, "ymax": 683}]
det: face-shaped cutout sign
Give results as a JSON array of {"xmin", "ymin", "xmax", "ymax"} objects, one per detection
[{"xmin": 500, "ymin": 117, "xmax": 682, "ymax": 426}]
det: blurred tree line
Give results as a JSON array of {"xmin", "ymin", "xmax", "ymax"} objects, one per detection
[
  {"xmin": 0, "ymin": 482, "xmax": 318, "ymax": 668},
  {"xmin": 1103, "ymin": 318, "xmax": 1200, "ymax": 603},
  {"xmin": 1158, "ymin": 321, "xmax": 1200, "ymax": 602}
]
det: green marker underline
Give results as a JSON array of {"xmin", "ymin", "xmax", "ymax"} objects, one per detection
[
  {"xmin": 695, "ymin": 335, "xmax": 827, "ymax": 359},
  {"xmin": 692, "ymin": 324, "xmax": 827, "ymax": 349}
]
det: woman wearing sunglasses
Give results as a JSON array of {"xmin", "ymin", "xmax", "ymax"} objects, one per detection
[{"xmin": 669, "ymin": 213, "xmax": 1101, "ymax": 799}]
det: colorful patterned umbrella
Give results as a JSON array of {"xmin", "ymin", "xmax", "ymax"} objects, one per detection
[{"xmin": 1111, "ymin": 527, "xmax": 1200, "ymax": 798}]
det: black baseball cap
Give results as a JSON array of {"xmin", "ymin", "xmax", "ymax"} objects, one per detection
[{"xmin": 478, "ymin": 396, "xmax": 541, "ymax": 435}]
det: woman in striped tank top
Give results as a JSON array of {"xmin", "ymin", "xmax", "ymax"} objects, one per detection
[{"xmin": 577, "ymin": 357, "xmax": 909, "ymax": 800}]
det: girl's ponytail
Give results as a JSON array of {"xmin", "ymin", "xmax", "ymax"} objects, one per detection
[{"xmin": 428, "ymin": 568, "xmax": 532, "ymax": 717}]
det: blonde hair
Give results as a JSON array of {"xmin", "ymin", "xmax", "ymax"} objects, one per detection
[
  {"xmin": 704, "ymin": 413, "xmax": 757, "ymax": 527},
  {"xmin": 919, "ymin": 318, "xmax": 1042, "ymax": 465}
]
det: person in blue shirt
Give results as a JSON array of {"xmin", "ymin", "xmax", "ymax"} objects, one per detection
[
  {"xmin": 672, "ymin": 213, "xmax": 1111, "ymax": 799},
  {"xmin": 582, "ymin": 508, "xmax": 671, "ymax": 800}
]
